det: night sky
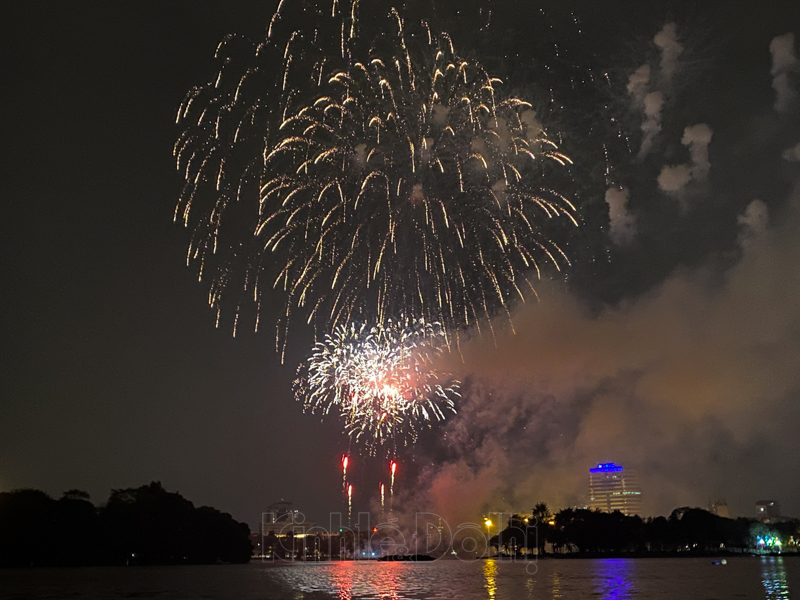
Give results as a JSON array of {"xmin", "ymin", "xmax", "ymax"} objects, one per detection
[{"xmin": 3, "ymin": 0, "xmax": 800, "ymax": 531}]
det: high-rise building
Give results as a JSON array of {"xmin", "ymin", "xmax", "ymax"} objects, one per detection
[
  {"xmin": 262, "ymin": 501, "xmax": 316, "ymax": 536},
  {"xmin": 587, "ymin": 462, "xmax": 642, "ymax": 516},
  {"xmin": 264, "ymin": 500, "xmax": 295, "ymax": 524},
  {"xmin": 755, "ymin": 500, "xmax": 781, "ymax": 523}
]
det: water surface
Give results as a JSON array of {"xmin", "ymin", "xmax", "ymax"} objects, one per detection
[{"xmin": 0, "ymin": 556, "xmax": 795, "ymax": 599}]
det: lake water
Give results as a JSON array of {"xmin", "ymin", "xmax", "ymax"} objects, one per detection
[{"xmin": 0, "ymin": 556, "xmax": 796, "ymax": 599}]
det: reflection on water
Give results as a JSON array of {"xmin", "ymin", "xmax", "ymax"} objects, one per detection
[
  {"xmin": 312, "ymin": 562, "xmax": 406, "ymax": 600},
  {"xmin": 761, "ymin": 557, "xmax": 790, "ymax": 599},
  {"xmin": 1, "ymin": 557, "xmax": 799, "ymax": 600},
  {"xmin": 331, "ymin": 562, "xmax": 353, "ymax": 599},
  {"xmin": 551, "ymin": 569, "xmax": 562, "ymax": 599},
  {"xmin": 273, "ymin": 560, "xmax": 529, "ymax": 599},
  {"xmin": 594, "ymin": 559, "xmax": 635, "ymax": 600},
  {"xmin": 483, "ymin": 560, "xmax": 498, "ymax": 599},
  {"xmin": 525, "ymin": 575, "xmax": 536, "ymax": 598}
]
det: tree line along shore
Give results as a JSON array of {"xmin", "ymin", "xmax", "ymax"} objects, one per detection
[
  {"xmin": 487, "ymin": 503, "xmax": 799, "ymax": 557},
  {"xmin": 0, "ymin": 482, "xmax": 251, "ymax": 567}
]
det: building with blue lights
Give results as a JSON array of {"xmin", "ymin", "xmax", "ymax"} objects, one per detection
[{"xmin": 588, "ymin": 463, "xmax": 642, "ymax": 516}]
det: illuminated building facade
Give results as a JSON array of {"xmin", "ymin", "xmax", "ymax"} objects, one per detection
[
  {"xmin": 587, "ymin": 462, "xmax": 642, "ymax": 516},
  {"xmin": 259, "ymin": 501, "xmax": 324, "ymax": 559}
]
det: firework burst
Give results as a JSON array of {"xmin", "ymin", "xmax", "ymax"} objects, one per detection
[
  {"xmin": 175, "ymin": 1, "xmax": 578, "ymax": 349},
  {"xmin": 294, "ymin": 318, "xmax": 459, "ymax": 450}
]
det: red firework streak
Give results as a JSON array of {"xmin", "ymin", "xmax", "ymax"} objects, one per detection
[
  {"xmin": 347, "ymin": 483, "xmax": 353, "ymax": 526},
  {"xmin": 390, "ymin": 460, "xmax": 397, "ymax": 511},
  {"xmin": 341, "ymin": 454, "xmax": 349, "ymax": 493}
]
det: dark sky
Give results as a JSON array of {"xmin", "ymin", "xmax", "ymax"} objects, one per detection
[
  {"xmin": 2, "ymin": 0, "xmax": 800, "ymax": 530},
  {"xmin": 1, "ymin": 0, "xmax": 345, "ymax": 528}
]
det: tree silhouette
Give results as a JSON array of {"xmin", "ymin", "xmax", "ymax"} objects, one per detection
[{"xmin": 0, "ymin": 483, "xmax": 251, "ymax": 566}]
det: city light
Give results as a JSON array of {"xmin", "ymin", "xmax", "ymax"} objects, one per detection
[{"xmin": 590, "ymin": 463, "xmax": 624, "ymax": 473}]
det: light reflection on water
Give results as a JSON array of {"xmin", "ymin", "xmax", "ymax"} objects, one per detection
[
  {"xmin": 274, "ymin": 560, "xmax": 543, "ymax": 599},
  {"xmin": 325, "ymin": 562, "xmax": 405, "ymax": 599},
  {"xmin": 761, "ymin": 557, "xmax": 790, "ymax": 599},
  {"xmin": 0, "ymin": 557, "xmax": 798, "ymax": 599},
  {"xmin": 594, "ymin": 559, "xmax": 635, "ymax": 600},
  {"xmin": 269, "ymin": 557, "xmax": 799, "ymax": 600},
  {"xmin": 275, "ymin": 561, "xmax": 484, "ymax": 599},
  {"xmin": 483, "ymin": 559, "xmax": 498, "ymax": 599},
  {"xmin": 550, "ymin": 568, "xmax": 562, "ymax": 599}
]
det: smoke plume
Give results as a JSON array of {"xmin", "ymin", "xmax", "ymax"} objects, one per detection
[
  {"xmin": 770, "ymin": 33, "xmax": 798, "ymax": 114},
  {"xmin": 605, "ymin": 187, "xmax": 637, "ymax": 245},
  {"xmin": 419, "ymin": 180, "xmax": 800, "ymax": 522}
]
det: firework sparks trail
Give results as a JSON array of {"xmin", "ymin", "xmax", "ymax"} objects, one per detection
[
  {"xmin": 390, "ymin": 460, "xmax": 397, "ymax": 511},
  {"xmin": 174, "ymin": 0, "xmax": 578, "ymax": 351},
  {"xmin": 347, "ymin": 483, "xmax": 353, "ymax": 526},
  {"xmin": 341, "ymin": 454, "xmax": 349, "ymax": 493},
  {"xmin": 295, "ymin": 318, "xmax": 460, "ymax": 450},
  {"xmin": 380, "ymin": 482, "xmax": 385, "ymax": 510}
]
